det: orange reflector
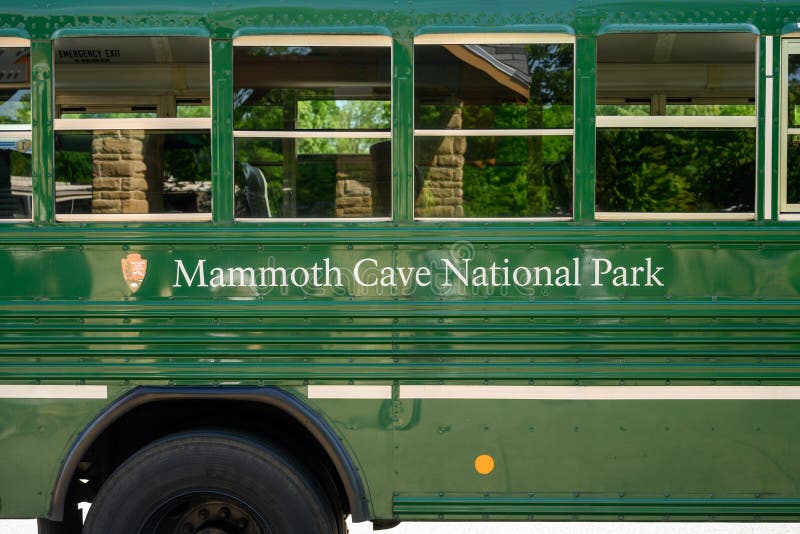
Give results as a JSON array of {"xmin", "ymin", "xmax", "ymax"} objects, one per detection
[{"xmin": 474, "ymin": 454, "xmax": 495, "ymax": 475}]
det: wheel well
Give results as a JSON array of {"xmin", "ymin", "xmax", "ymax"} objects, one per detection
[{"xmin": 50, "ymin": 387, "xmax": 368, "ymax": 524}]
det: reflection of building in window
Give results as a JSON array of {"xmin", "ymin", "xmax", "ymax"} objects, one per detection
[
  {"xmin": 0, "ymin": 41, "xmax": 32, "ymax": 221},
  {"xmin": 53, "ymin": 36, "xmax": 211, "ymax": 219},
  {"xmin": 232, "ymin": 38, "xmax": 391, "ymax": 219},
  {"xmin": 414, "ymin": 38, "xmax": 574, "ymax": 219}
]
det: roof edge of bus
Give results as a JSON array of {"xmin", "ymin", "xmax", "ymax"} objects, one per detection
[
  {"xmin": 781, "ymin": 22, "xmax": 800, "ymax": 35},
  {"xmin": 598, "ymin": 23, "xmax": 760, "ymax": 36},
  {"xmin": 0, "ymin": 28, "xmax": 29, "ymax": 40},
  {"xmin": 233, "ymin": 25, "xmax": 392, "ymax": 39},
  {"xmin": 416, "ymin": 24, "xmax": 574, "ymax": 37},
  {"xmin": 51, "ymin": 26, "xmax": 210, "ymax": 39}
]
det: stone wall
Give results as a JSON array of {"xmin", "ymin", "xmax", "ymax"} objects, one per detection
[
  {"xmin": 91, "ymin": 130, "xmax": 162, "ymax": 214},
  {"xmin": 335, "ymin": 154, "xmax": 374, "ymax": 218},
  {"xmin": 415, "ymin": 107, "xmax": 465, "ymax": 217}
]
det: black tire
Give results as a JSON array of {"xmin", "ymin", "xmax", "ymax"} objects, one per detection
[{"xmin": 82, "ymin": 431, "xmax": 343, "ymax": 534}]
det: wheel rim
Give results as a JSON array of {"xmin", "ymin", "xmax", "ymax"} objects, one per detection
[{"xmin": 141, "ymin": 492, "xmax": 272, "ymax": 534}]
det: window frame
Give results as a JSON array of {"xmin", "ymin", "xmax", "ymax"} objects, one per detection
[
  {"xmin": 51, "ymin": 35, "xmax": 213, "ymax": 223},
  {"xmin": 231, "ymin": 34, "xmax": 393, "ymax": 222},
  {"xmin": 412, "ymin": 33, "xmax": 576, "ymax": 222},
  {"xmin": 594, "ymin": 30, "xmax": 759, "ymax": 222},
  {"xmin": 0, "ymin": 37, "xmax": 32, "ymax": 223},
  {"xmin": 779, "ymin": 38, "xmax": 800, "ymax": 217}
]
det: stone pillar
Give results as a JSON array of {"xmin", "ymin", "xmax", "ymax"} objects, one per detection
[
  {"xmin": 91, "ymin": 130, "xmax": 162, "ymax": 214},
  {"xmin": 415, "ymin": 107, "xmax": 465, "ymax": 217},
  {"xmin": 335, "ymin": 154, "xmax": 374, "ymax": 217}
]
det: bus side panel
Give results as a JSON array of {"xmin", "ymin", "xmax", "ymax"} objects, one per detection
[
  {"xmin": 392, "ymin": 397, "xmax": 800, "ymax": 520},
  {"xmin": 0, "ymin": 387, "xmax": 131, "ymax": 518}
]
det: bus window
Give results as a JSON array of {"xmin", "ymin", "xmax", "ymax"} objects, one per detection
[
  {"xmin": 52, "ymin": 36, "xmax": 211, "ymax": 221},
  {"xmin": 233, "ymin": 36, "xmax": 391, "ymax": 220},
  {"xmin": 781, "ymin": 40, "xmax": 800, "ymax": 215},
  {"xmin": 414, "ymin": 35, "xmax": 574, "ymax": 219},
  {"xmin": 0, "ymin": 39, "xmax": 31, "ymax": 222},
  {"xmin": 596, "ymin": 32, "xmax": 757, "ymax": 219}
]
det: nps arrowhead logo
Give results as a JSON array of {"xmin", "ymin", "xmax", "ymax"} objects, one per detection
[{"xmin": 121, "ymin": 253, "xmax": 148, "ymax": 293}]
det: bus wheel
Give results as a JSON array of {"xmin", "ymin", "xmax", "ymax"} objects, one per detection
[{"xmin": 82, "ymin": 431, "xmax": 343, "ymax": 534}]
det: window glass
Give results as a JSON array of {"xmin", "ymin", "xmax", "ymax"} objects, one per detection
[
  {"xmin": 596, "ymin": 128, "xmax": 755, "ymax": 213},
  {"xmin": 233, "ymin": 42, "xmax": 391, "ymax": 219},
  {"xmin": 235, "ymin": 137, "xmax": 389, "ymax": 218},
  {"xmin": 787, "ymin": 54, "xmax": 800, "ymax": 128},
  {"xmin": 54, "ymin": 131, "xmax": 210, "ymax": 216},
  {"xmin": 784, "ymin": 50, "xmax": 800, "ymax": 211},
  {"xmin": 414, "ymin": 39, "xmax": 574, "ymax": 218},
  {"xmin": 785, "ymin": 135, "xmax": 800, "ymax": 205},
  {"xmin": 53, "ymin": 36, "xmax": 210, "ymax": 218},
  {"xmin": 415, "ymin": 43, "xmax": 573, "ymax": 130},
  {"xmin": 596, "ymin": 102, "xmax": 650, "ymax": 116},
  {"xmin": 0, "ymin": 43, "xmax": 31, "ymax": 221},
  {"xmin": 596, "ymin": 32, "xmax": 756, "ymax": 217},
  {"xmin": 415, "ymin": 135, "xmax": 572, "ymax": 217}
]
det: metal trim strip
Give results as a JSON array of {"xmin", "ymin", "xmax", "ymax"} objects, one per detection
[
  {"xmin": 0, "ymin": 385, "xmax": 107, "ymax": 399},
  {"xmin": 54, "ymin": 118, "xmax": 211, "ymax": 131},
  {"xmin": 233, "ymin": 35, "xmax": 392, "ymax": 47},
  {"xmin": 596, "ymin": 115, "xmax": 757, "ymax": 128},
  {"xmin": 414, "ymin": 33, "xmax": 575, "ymax": 45},
  {"xmin": 595, "ymin": 212, "xmax": 755, "ymax": 221},
  {"xmin": 414, "ymin": 128, "xmax": 573, "ymax": 137},
  {"xmin": 0, "ymin": 37, "xmax": 30, "ymax": 47},
  {"xmin": 765, "ymin": 75, "xmax": 774, "ymax": 220},
  {"xmin": 398, "ymin": 385, "xmax": 800, "ymax": 400},
  {"xmin": 308, "ymin": 385, "xmax": 392, "ymax": 399},
  {"xmin": 234, "ymin": 130, "xmax": 391, "ymax": 139}
]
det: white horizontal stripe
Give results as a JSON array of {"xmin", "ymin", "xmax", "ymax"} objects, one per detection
[
  {"xmin": 0, "ymin": 38, "xmax": 29, "ymax": 47},
  {"xmin": 415, "ymin": 33, "xmax": 574, "ymax": 45},
  {"xmin": 0, "ymin": 124, "xmax": 32, "ymax": 132},
  {"xmin": 56, "ymin": 213, "xmax": 211, "ymax": 223},
  {"xmin": 0, "ymin": 385, "xmax": 107, "ymax": 399},
  {"xmin": 399, "ymin": 385, "xmax": 800, "ymax": 400},
  {"xmin": 234, "ymin": 130, "xmax": 391, "ymax": 139},
  {"xmin": 597, "ymin": 115, "xmax": 757, "ymax": 129},
  {"xmin": 235, "ymin": 216, "xmax": 391, "ymax": 223},
  {"xmin": 308, "ymin": 385, "xmax": 392, "ymax": 400},
  {"xmin": 55, "ymin": 118, "xmax": 211, "ymax": 131},
  {"xmin": 415, "ymin": 216, "xmax": 572, "ymax": 223},
  {"xmin": 415, "ymin": 128, "xmax": 573, "ymax": 137},
  {"xmin": 233, "ymin": 35, "xmax": 392, "ymax": 47},
  {"xmin": 595, "ymin": 211, "xmax": 755, "ymax": 222}
]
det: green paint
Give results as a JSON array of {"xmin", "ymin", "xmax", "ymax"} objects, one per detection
[{"xmin": 1, "ymin": 0, "xmax": 800, "ymax": 525}]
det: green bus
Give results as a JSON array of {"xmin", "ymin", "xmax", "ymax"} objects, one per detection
[{"xmin": 1, "ymin": 0, "xmax": 800, "ymax": 532}]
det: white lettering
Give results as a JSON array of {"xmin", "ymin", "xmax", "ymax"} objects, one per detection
[
  {"xmin": 173, "ymin": 259, "xmax": 207, "ymax": 287},
  {"xmin": 592, "ymin": 258, "xmax": 612, "ymax": 286},
  {"xmin": 442, "ymin": 258, "xmax": 470, "ymax": 287},
  {"xmin": 354, "ymin": 258, "xmax": 378, "ymax": 287},
  {"xmin": 645, "ymin": 257, "xmax": 664, "ymax": 287}
]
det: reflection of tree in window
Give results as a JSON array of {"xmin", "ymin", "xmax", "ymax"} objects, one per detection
[
  {"xmin": 596, "ymin": 32, "xmax": 756, "ymax": 214},
  {"xmin": 415, "ymin": 42, "xmax": 573, "ymax": 218},
  {"xmin": 233, "ymin": 44, "xmax": 391, "ymax": 218}
]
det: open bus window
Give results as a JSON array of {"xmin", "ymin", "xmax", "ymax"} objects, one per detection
[
  {"xmin": 52, "ymin": 36, "xmax": 211, "ymax": 221},
  {"xmin": 413, "ymin": 35, "xmax": 574, "ymax": 219},
  {"xmin": 0, "ymin": 40, "xmax": 31, "ymax": 222},
  {"xmin": 596, "ymin": 32, "xmax": 757, "ymax": 219},
  {"xmin": 233, "ymin": 37, "xmax": 391, "ymax": 220}
]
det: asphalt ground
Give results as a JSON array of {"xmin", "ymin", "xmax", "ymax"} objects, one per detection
[{"xmin": 2, "ymin": 519, "xmax": 798, "ymax": 533}]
